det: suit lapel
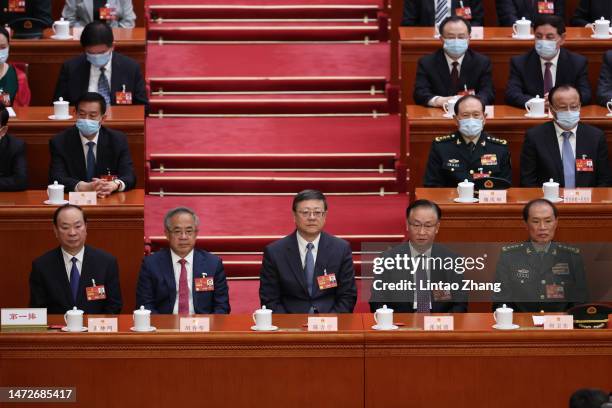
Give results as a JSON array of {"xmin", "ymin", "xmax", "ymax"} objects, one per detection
[
  {"xmin": 79, "ymin": 246, "xmax": 95, "ymax": 305},
  {"xmin": 527, "ymin": 50, "xmax": 545, "ymax": 97},
  {"xmin": 457, "ymin": 50, "xmax": 472, "ymax": 91},
  {"xmin": 191, "ymin": 250, "xmax": 206, "ymax": 313},
  {"xmin": 574, "ymin": 124, "xmax": 590, "ymax": 186},
  {"xmin": 162, "ymin": 249, "xmax": 177, "ymax": 306},
  {"xmin": 435, "ymin": 51, "xmax": 452, "ymax": 92},
  {"xmin": 556, "ymin": 49, "xmax": 571, "ymax": 86},
  {"xmin": 53, "ymin": 247, "xmax": 75, "ymax": 306},
  {"xmin": 110, "ymin": 54, "xmax": 121, "ymax": 103},
  {"xmin": 312, "ymin": 233, "xmax": 333, "ymax": 296},
  {"xmin": 543, "ymin": 122, "xmax": 564, "ymax": 183},
  {"xmin": 285, "ymin": 233, "xmax": 308, "ymax": 295},
  {"xmin": 68, "ymin": 127, "xmax": 88, "ymax": 183},
  {"xmin": 95, "ymin": 127, "xmax": 108, "ymax": 177},
  {"xmin": 78, "ymin": 56, "xmax": 91, "ymax": 99}
]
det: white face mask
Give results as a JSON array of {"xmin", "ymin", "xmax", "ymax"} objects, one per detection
[{"xmin": 0, "ymin": 47, "xmax": 8, "ymax": 64}]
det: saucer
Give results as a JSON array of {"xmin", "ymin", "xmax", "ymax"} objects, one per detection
[
  {"xmin": 44, "ymin": 199, "xmax": 69, "ymax": 205},
  {"xmin": 512, "ymin": 34, "xmax": 534, "ymax": 40},
  {"xmin": 371, "ymin": 324, "xmax": 399, "ymax": 331},
  {"xmin": 51, "ymin": 34, "xmax": 74, "ymax": 40},
  {"xmin": 606, "ymin": 112, "xmax": 612, "ymax": 117},
  {"xmin": 524, "ymin": 113, "xmax": 548, "ymax": 118},
  {"xmin": 590, "ymin": 34, "xmax": 612, "ymax": 39},
  {"xmin": 61, "ymin": 326, "xmax": 87, "ymax": 332},
  {"xmin": 251, "ymin": 325, "xmax": 278, "ymax": 331},
  {"xmin": 453, "ymin": 197, "xmax": 479, "ymax": 203},
  {"xmin": 492, "ymin": 323, "xmax": 520, "ymax": 330},
  {"xmin": 544, "ymin": 197, "xmax": 563, "ymax": 203},
  {"xmin": 130, "ymin": 326, "xmax": 156, "ymax": 332},
  {"xmin": 442, "ymin": 113, "xmax": 454, "ymax": 119},
  {"xmin": 48, "ymin": 115, "xmax": 73, "ymax": 120}
]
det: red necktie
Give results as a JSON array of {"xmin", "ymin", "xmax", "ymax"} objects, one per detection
[
  {"xmin": 544, "ymin": 62, "xmax": 553, "ymax": 95},
  {"xmin": 178, "ymin": 259, "xmax": 189, "ymax": 314},
  {"xmin": 451, "ymin": 61, "xmax": 459, "ymax": 92}
]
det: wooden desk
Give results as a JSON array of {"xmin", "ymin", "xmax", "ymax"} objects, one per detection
[
  {"xmin": 364, "ymin": 313, "xmax": 612, "ymax": 408},
  {"xmin": 407, "ymin": 105, "xmax": 612, "ymax": 188},
  {"xmin": 10, "ymin": 105, "xmax": 144, "ymax": 189},
  {"xmin": 416, "ymin": 187, "xmax": 612, "ymax": 242},
  {"xmin": 11, "ymin": 28, "xmax": 146, "ymax": 105},
  {"xmin": 0, "ymin": 189, "xmax": 144, "ymax": 311},
  {"xmin": 400, "ymin": 27, "xmax": 611, "ymax": 105},
  {"xmin": 0, "ymin": 314, "xmax": 365, "ymax": 408}
]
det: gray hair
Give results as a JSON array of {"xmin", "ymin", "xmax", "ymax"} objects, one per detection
[{"xmin": 163, "ymin": 207, "xmax": 200, "ymax": 231}]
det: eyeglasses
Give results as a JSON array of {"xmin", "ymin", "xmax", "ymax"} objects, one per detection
[
  {"xmin": 295, "ymin": 210, "xmax": 326, "ymax": 219},
  {"xmin": 408, "ymin": 222, "xmax": 438, "ymax": 230},
  {"xmin": 168, "ymin": 228, "xmax": 197, "ymax": 237}
]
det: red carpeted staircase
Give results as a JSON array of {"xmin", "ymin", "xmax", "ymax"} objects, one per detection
[{"xmin": 144, "ymin": 0, "xmax": 407, "ymax": 312}]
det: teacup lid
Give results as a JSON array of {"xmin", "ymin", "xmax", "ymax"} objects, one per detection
[
  {"xmin": 596, "ymin": 16, "xmax": 610, "ymax": 23},
  {"xmin": 529, "ymin": 95, "xmax": 544, "ymax": 102},
  {"xmin": 54, "ymin": 97, "xmax": 68, "ymax": 105},
  {"xmin": 67, "ymin": 306, "xmax": 84, "ymax": 314},
  {"xmin": 517, "ymin": 16, "xmax": 530, "ymax": 23},
  {"xmin": 496, "ymin": 303, "xmax": 513, "ymax": 312},
  {"xmin": 134, "ymin": 305, "xmax": 150, "ymax": 315},
  {"xmin": 543, "ymin": 178, "xmax": 558, "ymax": 186},
  {"xmin": 56, "ymin": 17, "xmax": 69, "ymax": 24},
  {"xmin": 257, "ymin": 305, "xmax": 272, "ymax": 313},
  {"xmin": 376, "ymin": 304, "xmax": 393, "ymax": 313},
  {"xmin": 48, "ymin": 180, "xmax": 64, "ymax": 189},
  {"xmin": 458, "ymin": 178, "xmax": 474, "ymax": 187}
]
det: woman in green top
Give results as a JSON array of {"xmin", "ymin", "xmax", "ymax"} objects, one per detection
[{"xmin": 0, "ymin": 26, "xmax": 18, "ymax": 106}]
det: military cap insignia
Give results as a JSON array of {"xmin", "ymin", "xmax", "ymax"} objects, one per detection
[{"xmin": 486, "ymin": 136, "xmax": 508, "ymax": 145}]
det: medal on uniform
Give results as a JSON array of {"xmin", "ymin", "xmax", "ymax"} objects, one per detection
[
  {"xmin": 480, "ymin": 154, "xmax": 498, "ymax": 166},
  {"xmin": 8, "ymin": 0, "xmax": 26, "ymax": 13},
  {"xmin": 551, "ymin": 263, "xmax": 570, "ymax": 275},
  {"xmin": 546, "ymin": 284, "xmax": 565, "ymax": 299}
]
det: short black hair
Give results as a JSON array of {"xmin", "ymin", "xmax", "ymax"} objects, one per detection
[
  {"xmin": 406, "ymin": 199, "xmax": 442, "ymax": 221},
  {"xmin": 53, "ymin": 204, "xmax": 87, "ymax": 226},
  {"xmin": 548, "ymin": 84, "xmax": 581, "ymax": 106},
  {"xmin": 569, "ymin": 388, "xmax": 608, "ymax": 408},
  {"xmin": 0, "ymin": 102, "xmax": 8, "ymax": 127},
  {"xmin": 0, "ymin": 26, "xmax": 10, "ymax": 44},
  {"xmin": 522, "ymin": 199, "xmax": 558, "ymax": 222},
  {"xmin": 454, "ymin": 94, "xmax": 485, "ymax": 116},
  {"xmin": 80, "ymin": 21, "xmax": 114, "ymax": 48},
  {"xmin": 533, "ymin": 14, "xmax": 565, "ymax": 35},
  {"xmin": 438, "ymin": 16, "xmax": 472, "ymax": 37},
  {"xmin": 76, "ymin": 92, "xmax": 107, "ymax": 115},
  {"xmin": 292, "ymin": 189, "xmax": 327, "ymax": 211}
]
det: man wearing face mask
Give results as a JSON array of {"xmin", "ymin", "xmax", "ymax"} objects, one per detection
[
  {"xmin": 49, "ymin": 92, "xmax": 136, "ymax": 197},
  {"xmin": 413, "ymin": 16, "xmax": 494, "ymax": 107},
  {"xmin": 0, "ymin": 102, "xmax": 27, "ymax": 191},
  {"xmin": 53, "ymin": 21, "xmax": 147, "ymax": 107},
  {"xmin": 505, "ymin": 15, "xmax": 591, "ymax": 109},
  {"xmin": 520, "ymin": 84, "xmax": 612, "ymax": 187},
  {"xmin": 424, "ymin": 95, "xmax": 511, "ymax": 187}
]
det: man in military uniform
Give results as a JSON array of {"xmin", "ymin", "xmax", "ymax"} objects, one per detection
[
  {"xmin": 423, "ymin": 95, "xmax": 512, "ymax": 187},
  {"xmin": 493, "ymin": 199, "xmax": 588, "ymax": 312}
]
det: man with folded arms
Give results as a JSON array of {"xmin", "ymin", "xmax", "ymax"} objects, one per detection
[
  {"xmin": 505, "ymin": 15, "xmax": 591, "ymax": 109},
  {"xmin": 596, "ymin": 51, "xmax": 612, "ymax": 107},
  {"xmin": 493, "ymin": 199, "xmax": 588, "ymax": 312},
  {"xmin": 30, "ymin": 204, "xmax": 123, "ymax": 314},
  {"xmin": 520, "ymin": 84, "xmax": 612, "ymax": 187},
  {"xmin": 0, "ymin": 102, "xmax": 27, "ymax": 191},
  {"xmin": 414, "ymin": 16, "xmax": 494, "ymax": 108},
  {"xmin": 369, "ymin": 200, "xmax": 467, "ymax": 313},
  {"xmin": 49, "ymin": 92, "xmax": 136, "ymax": 197},
  {"xmin": 136, "ymin": 207, "xmax": 230, "ymax": 314},
  {"xmin": 259, "ymin": 189, "xmax": 357, "ymax": 313}
]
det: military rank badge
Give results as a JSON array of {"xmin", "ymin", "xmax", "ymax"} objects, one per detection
[{"xmin": 480, "ymin": 154, "xmax": 497, "ymax": 166}]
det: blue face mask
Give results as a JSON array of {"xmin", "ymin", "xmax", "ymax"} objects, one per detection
[
  {"xmin": 0, "ymin": 47, "xmax": 8, "ymax": 64},
  {"xmin": 458, "ymin": 118, "xmax": 484, "ymax": 138},
  {"xmin": 76, "ymin": 119, "xmax": 101, "ymax": 136},
  {"xmin": 555, "ymin": 110, "xmax": 580, "ymax": 129},
  {"xmin": 443, "ymin": 39, "xmax": 469, "ymax": 58},
  {"xmin": 535, "ymin": 40, "xmax": 558, "ymax": 59},
  {"xmin": 86, "ymin": 51, "xmax": 112, "ymax": 68}
]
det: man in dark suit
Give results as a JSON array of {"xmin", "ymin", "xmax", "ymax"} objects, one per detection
[
  {"xmin": 571, "ymin": 0, "xmax": 611, "ymax": 26},
  {"xmin": 136, "ymin": 207, "xmax": 230, "ymax": 314},
  {"xmin": 414, "ymin": 16, "xmax": 494, "ymax": 107},
  {"xmin": 54, "ymin": 21, "xmax": 147, "ymax": 106},
  {"xmin": 520, "ymin": 85, "xmax": 612, "ymax": 187},
  {"xmin": 369, "ymin": 200, "xmax": 467, "ymax": 313},
  {"xmin": 30, "ymin": 204, "xmax": 123, "ymax": 314},
  {"xmin": 259, "ymin": 189, "xmax": 357, "ymax": 313},
  {"xmin": 402, "ymin": 0, "xmax": 483, "ymax": 26},
  {"xmin": 496, "ymin": 0, "xmax": 565, "ymax": 27},
  {"xmin": 49, "ymin": 92, "xmax": 136, "ymax": 196},
  {"xmin": 596, "ymin": 51, "xmax": 612, "ymax": 106},
  {"xmin": 0, "ymin": 0, "xmax": 52, "ymax": 26},
  {"xmin": 0, "ymin": 103, "xmax": 27, "ymax": 191},
  {"xmin": 505, "ymin": 15, "xmax": 591, "ymax": 108}
]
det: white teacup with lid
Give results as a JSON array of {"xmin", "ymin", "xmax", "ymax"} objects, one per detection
[
  {"xmin": 252, "ymin": 305, "xmax": 273, "ymax": 329},
  {"xmin": 493, "ymin": 304, "xmax": 514, "ymax": 328},
  {"xmin": 512, "ymin": 17, "xmax": 532, "ymax": 38},
  {"xmin": 133, "ymin": 306, "xmax": 152, "ymax": 332},
  {"xmin": 52, "ymin": 18, "xmax": 71, "ymax": 38},
  {"xmin": 443, "ymin": 97, "xmax": 459, "ymax": 117},
  {"xmin": 591, "ymin": 17, "xmax": 610, "ymax": 37},
  {"xmin": 542, "ymin": 178, "xmax": 560, "ymax": 201},
  {"xmin": 64, "ymin": 306, "xmax": 84, "ymax": 331},
  {"xmin": 47, "ymin": 181, "xmax": 65, "ymax": 204},
  {"xmin": 374, "ymin": 304, "xmax": 394, "ymax": 329},
  {"xmin": 525, "ymin": 95, "xmax": 546, "ymax": 117},
  {"xmin": 457, "ymin": 179, "xmax": 475, "ymax": 202},
  {"xmin": 52, "ymin": 97, "xmax": 70, "ymax": 119}
]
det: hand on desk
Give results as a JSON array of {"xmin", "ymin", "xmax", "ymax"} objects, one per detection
[{"xmin": 77, "ymin": 179, "xmax": 119, "ymax": 198}]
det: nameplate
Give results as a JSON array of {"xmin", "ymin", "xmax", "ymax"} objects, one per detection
[
  {"xmin": 88, "ymin": 317, "xmax": 118, "ymax": 332},
  {"xmin": 1, "ymin": 308, "xmax": 47, "ymax": 326},
  {"xmin": 479, "ymin": 190, "xmax": 507, "ymax": 203},
  {"xmin": 424, "ymin": 316, "xmax": 454, "ymax": 331},
  {"xmin": 543, "ymin": 315, "xmax": 573, "ymax": 330},
  {"xmin": 470, "ymin": 26, "xmax": 484, "ymax": 40},
  {"xmin": 69, "ymin": 192, "xmax": 97, "ymax": 206},
  {"xmin": 484, "ymin": 105, "xmax": 494, "ymax": 118},
  {"xmin": 563, "ymin": 189, "xmax": 592, "ymax": 203},
  {"xmin": 72, "ymin": 27, "xmax": 83, "ymax": 40},
  {"xmin": 307, "ymin": 316, "xmax": 338, "ymax": 331},
  {"xmin": 532, "ymin": 315, "xmax": 545, "ymax": 326},
  {"xmin": 180, "ymin": 317, "xmax": 210, "ymax": 332}
]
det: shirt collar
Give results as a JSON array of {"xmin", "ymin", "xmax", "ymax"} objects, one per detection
[
  {"xmin": 79, "ymin": 132, "xmax": 99, "ymax": 145},
  {"xmin": 540, "ymin": 50, "xmax": 560, "ymax": 68},
  {"xmin": 553, "ymin": 121, "xmax": 578, "ymax": 137},
  {"xmin": 170, "ymin": 248, "xmax": 194, "ymax": 265},
  {"xmin": 61, "ymin": 246, "xmax": 85, "ymax": 265},
  {"xmin": 444, "ymin": 51, "xmax": 466, "ymax": 68},
  {"xmin": 296, "ymin": 231, "xmax": 321, "ymax": 251},
  {"xmin": 408, "ymin": 242, "xmax": 432, "ymax": 257}
]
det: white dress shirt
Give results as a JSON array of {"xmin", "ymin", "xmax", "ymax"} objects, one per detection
[
  {"xmin": 428, "ymin": 53, "xmax": 466, "ymax": 106},
  {"xmin": 296, "ymin": 232, "xmax": 321, "ymax": 268},
  {"xmin": 540, "ymin": 51, "xmax": 560, "ymax": 90},
  {"xmin": 554, "ymin": 121, "xmax": 578, "ymax": 159},
  {"xmin": 171, "ymin": 249, "xmax": 195, "ymax": 314},
  {"xmin": 409, "ymin": 242, "xmax": 432, "ymax": 310},
  {"xmin": 87, "ymin": 54, "xmax": 113, "ymax": 94},
  {"xmin": 61, "ymin": 246, "xmax": 85, "ymax": 283}
]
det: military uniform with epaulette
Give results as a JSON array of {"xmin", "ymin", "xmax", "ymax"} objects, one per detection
[
  {"xmin": 492, "ymin": 241, "xmax": 589, "ymax": 312},
  {"xmin": 423, "ymin": 131, "xmax": 512, "ymax": 187}
]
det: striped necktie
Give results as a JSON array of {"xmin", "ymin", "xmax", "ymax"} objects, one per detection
[
  {"xmin": 435, "ymin": 0, "xmax": 450, "ymax": 27},
  {"xmin": 98, "ymin": 67, "xmax": 111, "ymax": 106}
]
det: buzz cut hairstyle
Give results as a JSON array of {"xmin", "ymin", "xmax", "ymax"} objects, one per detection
[
  {"xmin": 52, "ymin": 204, "xmax": 87, "ymax": 226},
  {"xmin": 292, "ymin": 189, "xmax": 328, "ymax": 211},
  {"xmin": 164, "ymin": 207, "xmax": 200, "ymax": 231},
  {"xmin": 522, "ymin": 199, "xmax": 559, "ymax": 222},
  {"xmin": 406, "ymin": 199, "xmax": 442, "ymax": 221}
]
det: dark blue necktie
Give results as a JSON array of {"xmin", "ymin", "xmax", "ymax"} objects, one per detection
[
  {"xmin": 305, "ymin": 243, "xmax": 315, "ymax": 296},
  {"xmin": 70, "ymin": 257, "xmax": 80, "ymax": 303},
  {"xmin": 98, "ymin": 67, "xmax": 111, "ymax": 106},
  {"xmin": 86, "ymin": 141, "xmax": 96, "ymax": 181}
]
